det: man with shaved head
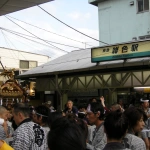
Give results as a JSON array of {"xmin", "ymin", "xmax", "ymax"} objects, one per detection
[{"xmin": 0, "ymin": 106, "xmax": 9, "ymax": 139}]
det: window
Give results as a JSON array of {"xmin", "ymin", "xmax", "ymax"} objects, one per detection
[
  {"xmin": 29, "ymin": 61, "xmax": 37, "ymax": 69},
  {"xmin": 20, "ymin": 60, "xmax": 37, "ymax": 69},
  {"xmin": 20, "ymin": 60, "xmax": 29, "ymax": 69},
  {"xmin": 137, "ymin": 0, "xmax": 149, "ymax": 13}
]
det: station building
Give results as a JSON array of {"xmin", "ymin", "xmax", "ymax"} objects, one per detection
[{"xmin": 18, "ymin": 0, "xmax": 150, "ymax": 109}]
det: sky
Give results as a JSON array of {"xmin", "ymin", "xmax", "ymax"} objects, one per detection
[{"xmin": 0, "ymin": 0, "xmax": 99, "ymax": 59}]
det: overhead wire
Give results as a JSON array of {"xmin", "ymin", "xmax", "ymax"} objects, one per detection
[
  {"xmin": 0, "ymin": 0, "xmax": 10, "ymax": 9},
  {"xmin": 0, "ymin": 27, "xmax": 68, "ymax": 50},
  {"xmin": 0, "ymin": 31, "xmax": 48, "ymax": 64},
  {"xmin": 0, "ymin": 27, "xmax": 92, "ymax": 52},
  {"xmin": 0, "ymin": 27, "xmax": 84, "ymax": 49},
  {"xmin": 38, "ymin": 5, "xmax": 109, "ymax": 45},
  {"xmin": 1, "ymin": 28, "xmax": 55, "ymax": 57},
  {"xmin": 1, "ymin": 30, "xmax": 38, "ymax": 68},
  {"xmin": 5, "ymin": 16, "xmax": 69, "ymax": 53},
  {"xmin": 0, "ymin": 29, "xmax": 19, "ymax": 66},
  {"xmin": 6, "ymin": 15, "xmax": 95, "ymax": 47}
]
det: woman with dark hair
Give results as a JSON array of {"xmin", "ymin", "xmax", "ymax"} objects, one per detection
[
  {"xmin": 47, "ymin": 117, "xmax": 87, "ymax": 150},
  {"xmin": 123, "ymin": 107, "xmax": 147, "ymax": 150}
]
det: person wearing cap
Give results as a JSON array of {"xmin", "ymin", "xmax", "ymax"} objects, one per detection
[
  {"xmin": 140, "ymin": 97, "xmax": 150, "ymax": 150},
  {"xmin": 86, "ymin": 102, "xmax": 106, "ymax": 150}
]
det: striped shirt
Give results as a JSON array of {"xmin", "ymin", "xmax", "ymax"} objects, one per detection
[
  {"xmin": 12, "ymin": 120, "xmax": 47, "ymax": 150},
  {"xmin": 123, "ymin": 133, "xmax": 146, "ymax": 150},
  {"xmin": 87, "ymin": 124, "xmax": 107, "ymax": 150},
  {"xmin": 0, "ymin": 125, "xmax": 6, "ymax": 140}
]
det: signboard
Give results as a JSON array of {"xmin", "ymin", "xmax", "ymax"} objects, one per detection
[
  {"xmin": 144, "ymin": 88, "xmax": 150, "ymax": 93},
  {"xmin": 91, "ymin": 40, "xmax": 150, "ymax": 62}
]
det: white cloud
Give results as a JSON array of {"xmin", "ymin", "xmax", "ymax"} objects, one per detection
[
  {"xmin": 68, "ymin": 12, "xmax": 81, "ymax": 20},
  {"xmin": 0, "ymin": 0, "xmax": 99, "ymax": 60},
  {"xmin": 0, "ymin": 16, "xmax": 99, "ymax": 59},
  {"xmin": 68, "ymin": 12, "xmax": 91, "ymax": 20}
]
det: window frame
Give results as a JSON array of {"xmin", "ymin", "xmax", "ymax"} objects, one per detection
[
  {"xmin": 29, "ymin": 61, "xmax": 37, "ymax": 69},
  {"xmin": 20, "ymin": 60, "xmax": 37, "ymax": 69},
  {"xmin": 137, "ymin": 0, "xmax": 149, "ymax": 13},
  {"xmin": 20, "ymin": 60, "xmax": 29, "ymax": 69}
]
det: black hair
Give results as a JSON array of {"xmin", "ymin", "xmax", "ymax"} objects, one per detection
[
  {"xmin": 90, "ymin": 102, "xmax": 105, "ymax": 120},
  {"xmin": 34, "ymin": 105, "xmax": 50, "ymax": 124},
  {"xmin": 13, "ymin": 103, "xmax": 30, "ymax": 117},
  {"xmin": 47, "ymin": 117, "xmax": 86, "ymax": 150},
  {"xmin": 124, "ymin": 107, "xmax": 147, "ymax": 130},
  {"xmin": 104, "ymin": 111, "xmax": 128, "ymax": 140},
  {"xmin": 78, "ymin": 112, "xmax": 86, "ymax": 119},
  {"xmin": 65, "ymin": 114, "xmax": 88, "ymax": 139},
  {"xmin": 78, "ymin": 104, "xmax": 87, "ymax": 110},
  {"xmin": 48, "ymin": 111, "xmax": 63, "ymax": 127}
]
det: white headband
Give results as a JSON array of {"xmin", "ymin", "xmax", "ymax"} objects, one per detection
[
  {"xmin": 87, "ymin": 104, "xmax": 92, "ymax": 113},
  {"xmin": 32, "ymin": 110, "xmax": 48, "ymax": 117},
  {"xmin": 140, "ymin": 99, "xmax": 149, "ymax": 102}
]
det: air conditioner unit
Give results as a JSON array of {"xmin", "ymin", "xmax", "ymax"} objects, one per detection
[
  {"xmin": 139, "ymin": 36, "xmax": 145, "ymax": 40},
  {"xmin": 130, "ymin": 1, "xmax": 134, "ymax": 5}
]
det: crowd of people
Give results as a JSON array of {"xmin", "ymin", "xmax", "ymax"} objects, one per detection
[{"xmin": 0, "ymin": 96, "xmax": 150, "ymax": 150}]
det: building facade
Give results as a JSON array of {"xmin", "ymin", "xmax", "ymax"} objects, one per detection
[
  {"xmin": 89, "ymin": 0, "xmax": 150, "ymax": 46},
  {"xmin": 0, "ymin": 47, "xmax": 50, "ymax": 82},
  {"xmin": 18, "ymin": 0, "xmax": 150, "ymax": 109}
]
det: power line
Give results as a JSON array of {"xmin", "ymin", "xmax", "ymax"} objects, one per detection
[
  {"xmin": 0, "ymin": 30, "xmax": 50, "ymax": 63},
  {"xmin": 1, "ymin": 28, "xmax": 55, "ymax": 57},
  {"xmin": 5, "ymin": 16, "xmax": 69, "ymax": 53},
  {"xmin": 0, "ymin": 27, "xmax": 84, "ymax": 49},
  {"xmin": 0, "ymin": 0, "xmax": 10, "ymax": 9},
  {"xmin": 0, "ymin": 27, "xmax": 60, "ymax": 50},
  {"xmin": 1, "ymin": 27, "xmax": 94, "ymax": 53},
  {"xmin": 0, "ymin": 29, "xmax": 19, "ymax": 66},
  {"xmin": 6, "ymin": 15, "xmax": 95, "ymax": 47},
  {"xmin": 1, "ymin": 31, "xmax": 37, "ymax": 67},
  {"xmin": 1, "ymin": 27, "xmax": 95, "ymax": 55},
  {"xmin": 4, "ymin": 30, "xmax": 52, "ymax": 55},
  {"xmin": 38, "ymin": 5, "xmax": 109, "ymax": 45}
]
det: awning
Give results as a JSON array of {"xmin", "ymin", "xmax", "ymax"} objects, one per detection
[{"xmin": 0, "ymin": 0, "xmax": 53, "ymax": 16}]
